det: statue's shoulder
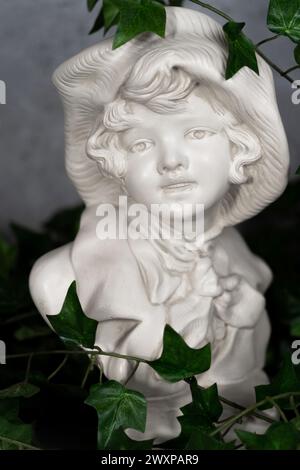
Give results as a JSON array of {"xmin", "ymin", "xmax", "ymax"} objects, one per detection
[
  {"xmin": 217, "ymin": 226, "xmax": 273, "ymax": 293},
  {"xmin": 72, "ymin": 204, "xmax": 135, "ymax": 266},
  {"xmin": 70, "ymin": 206, "xmax": 162, "ymax": 321},
  {"xmin": 29, "ymin": 242, "xmax": 75, "ymax": 320}
]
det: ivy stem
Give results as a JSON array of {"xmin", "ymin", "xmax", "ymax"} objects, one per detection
[
  {"xmin": 266, "ymin": 396, "xmax": 288, "ymax": 423},
  {"xmin": 94, "ymin": 347, "xmax": 147, "ymax": 364},
  {"xmin": 7, "ymin": 349, "xmax": 148, "ymax": 364},
  {"xmin": 255, "ymin": 34, "xmax": 280, "ymax": 48},
  {"xmin": 189, "ymin": 0, "xmax": 295, "ymax": 84},
  {"xmin": 290, "ymin": 395, "xmax": 300, "ymax": 418},
  {"xmin": 210, "ymin": 392, "xmax": 300, "ymax": 437},
  {"xmin": 256, "ymin": 48, "xmax": 295, "ymax": 84},
  {"xmin": 218, "ymin": 394, "xmax": 275, "ymax": 424},
  {"xmin": 283, "ymin": 65, "xmax": 300, "ymax": 76},
  {"xmin": 0, "ymin": 436, "xmax": 41, "ymax": 450},
  {"xmin": 190, "ymin": 0, "xmax": 231, "ymax": 22},
  {"xmin": 81, "ymin": 356, "xmax": 96, "ymax": 389},
  {"xmin": 235, "ymin": 443, "xmax": 244, "ymax": 450},
  {"xmin": 124, "ymin": 361, "xmax": 140, "ymax": 386},
  {"xmin": 47, "ymin": 355, "xmax": 68, "ymax": 381},
  {"xmin": 4, "ymin": 349, "xmax": 291, "ymax": 429},
  {"xmin": 221, "ymin": 420, "xmax": 238, "ymax": 439}
]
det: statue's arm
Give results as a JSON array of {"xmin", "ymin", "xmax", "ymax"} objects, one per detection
[
  {"xmin": 82, "ymin": 241, "xmax": 168, "ymax": 382},
  {"xmin": 29, "ymin": 243, "xmax": 75, "ymax": 323}
]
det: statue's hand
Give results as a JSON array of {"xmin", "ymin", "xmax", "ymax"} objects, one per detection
[
  {"xmin": 168, "ymin": 294, "xmax": 214, "ymax": 348},
  {"xmin": 215, "ymin": 275, "xmax": 266, "ymax": 328},
  {"xmin": 190, "ymin": 257, "xmax": 223, "ymax": 297},
  {"xmin": 214, "ymin": 274, "xmax": 241, "ymax": 311},
  {"xmin": 93, "ymin": 306, "xmax": 167, "ymax": 383}
]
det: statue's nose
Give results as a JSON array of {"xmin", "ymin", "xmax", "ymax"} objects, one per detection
[{"xmin": 157, "ymin": 148, "xmax": 188, "ymax": 174}]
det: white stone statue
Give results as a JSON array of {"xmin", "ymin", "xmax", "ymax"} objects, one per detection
[{"xmin": 29, "ymin": 7, "xmax": 290, "ymax": 444}]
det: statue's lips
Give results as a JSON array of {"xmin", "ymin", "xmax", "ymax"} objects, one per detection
[{"xmin": 161, "ymin": 181, "xmax": 197, "ymax": 193}]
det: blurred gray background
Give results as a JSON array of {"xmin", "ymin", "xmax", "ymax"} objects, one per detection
[{"xmin": 0, "ymin": 0, "xmax": 299, "ymax": 232}]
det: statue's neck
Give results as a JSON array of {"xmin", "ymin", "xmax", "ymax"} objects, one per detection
[{"xmin": 124, "ymin": 196, "xmax": 223, "ymax": 250}]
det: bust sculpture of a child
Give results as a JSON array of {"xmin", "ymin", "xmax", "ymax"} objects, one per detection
[{"xmin": 29, "ymin": 7, "xmax": 289, "ymax": 443}]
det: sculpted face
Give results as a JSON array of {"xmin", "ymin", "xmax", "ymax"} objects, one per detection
[{"xmin": 119, "ymin": 92, "xmax": 233, "ymax": 220}]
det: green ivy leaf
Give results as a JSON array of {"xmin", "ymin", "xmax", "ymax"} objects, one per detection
[
  {"xmin": 0, "ymin": 399, "xmax": 20, "ymax": 421},
  {"xmin": 87, "ymin": 0, "xmax": 99, "ymax": 12},
  {"xmin": 103, "ymin": 0, "xmax": 120, "ymax": 33},
  {"xmin": 89, "ymin": 8, "xmax": 105, "ymax": 34},
  {"xmin": 185, "ymin": 429, "xmax": 235, "ymax": 450},
  {"xmin": 0, "ymin": 399, "xmax": 35, "ymax": 450},
  {"xmin": 162, "ymin": 410, "xmax": 213, "ymax": 450},
  {"xmin": 88, "ymin": 0, "xmax": 167, "ymax": 42},
  {"xmin": 0, "ymin": 383, "xmax": 40, "ymax": 399},
  {"xmin": 47, "ymin": 281, "xmax": 98, "ymax": 349},
  {"xmin": 104, "ymin": 428, "xmax": 153, "ymax": 450},
  {"xmin": 295, "ymin": 44, "xmax": 300, "ymax": 65},
  {"xmin": 267, "ymin": 0, "xmax": 300, "ymax": 43},
  {"xmin": 163, "ymin": 383, "xmax": 223, "ymax": 451},
  {"xmin": 255, "ymin": 356, "xmax": 300, "ymax": 410},
  {"xmin": 187, "ymin": 377, "xmax": 223, "ymax": 423},
  {"xmin": 291, "ymin": 416, "xmax": 300, "ymax": 430},
  {"xmin": 284, "ymin": 288, "xmax": 300, "ymax": 318},
  {"xmin": 0, "ymin": 416, "xmax": 33, "ymax": 450},
  {"xmin": 223, "ymin": 21, "xmax": 259, "ymax": 79},
  {"xmin": 291, "ymin": 318, "xmax": 300, "ymax": 337},
  {"xmin": 168, "ymin": 0, "xmax": 184, "ymax": 5},
  {"xmin": 0, "ymin": 236, "xmax": 16, "ymax": 280},
  {"xmin": 112, "ymin": 0, "xmax": 166, "ymax": 49},
  {"xmin": 236, "ymin": 422, "xmax": 300, "ymax": 450},
  {"xmin": 85, "ymin": 380, "xmax": 147, "ymax": 449},
  {"xmin": 148, "ymin": 325, "xmax": 211, "ymax": 383},
  {"xmin": 89, "ymin": 0, "xmax": 120, "ymax": 35}
]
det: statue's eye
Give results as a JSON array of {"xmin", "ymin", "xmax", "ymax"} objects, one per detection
[
  {"xmin": 129, "ymin": 140, "xmax": 153, "ymax": 153},
  {"xmin": 185, "ymin": 129, "xmax": 215, "ymax": 140}
]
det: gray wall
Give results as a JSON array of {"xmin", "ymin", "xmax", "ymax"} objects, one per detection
[{"xmin": 0, "ymin": 0, "xmax": 299, "ymax": 232}]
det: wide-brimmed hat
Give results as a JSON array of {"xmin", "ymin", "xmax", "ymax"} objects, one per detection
[{"xmin": 52, "ymin": 6, "xmax": 289, "ymax": 227}]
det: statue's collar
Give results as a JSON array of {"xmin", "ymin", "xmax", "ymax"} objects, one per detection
[{"xmin": 124, "ymin": 202, "xmax": 224, "ymax": 305}]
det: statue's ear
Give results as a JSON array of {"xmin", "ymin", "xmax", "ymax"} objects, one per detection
[{"xmin": 227, "ymin": 125, "xmax": 262, "ymax": 185}]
